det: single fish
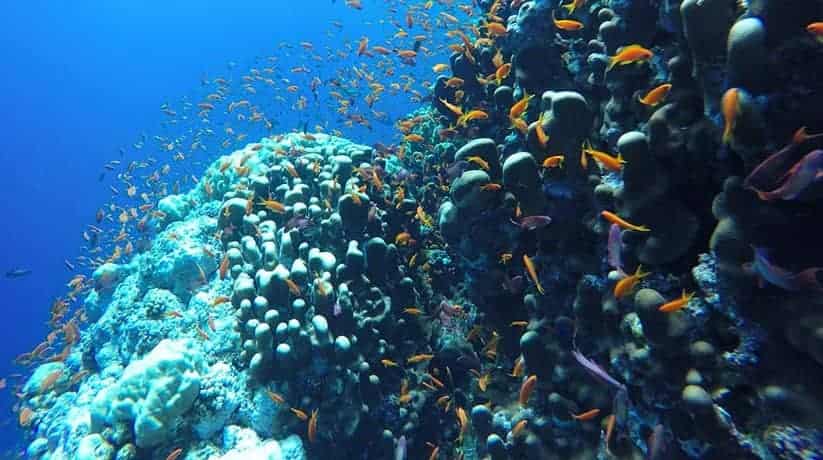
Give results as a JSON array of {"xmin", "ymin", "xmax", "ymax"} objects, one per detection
[
  {"xmin": 747, "ymin": 247, "xmax": 823, "ymax": 292},
  {"xmin": 750, "ymin": 150, "xmax": 823, "ymax": 201},
  {"xmin": 5, "ymin": 268, "xmax": 32, "ymax": 279},
  {"xmin": 511, "ymin": 215, "xmax": 552, "ymax": 230},
  {"xmin": 572, "ymin": 349, "xmax": 626, "ymax": 391},
  {"xmin": 607, "ymin": 224, "xmax": 623, "ymax": 271}
]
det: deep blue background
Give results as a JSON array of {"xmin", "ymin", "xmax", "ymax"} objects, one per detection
[{"xmin": 0, "ymin": 0, "xmax": 428, "ymax": 451}]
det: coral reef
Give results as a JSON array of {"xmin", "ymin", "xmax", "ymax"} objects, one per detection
[{"xmin": 11, "ymin": 0, "xmax": 823, "ymax": 459}]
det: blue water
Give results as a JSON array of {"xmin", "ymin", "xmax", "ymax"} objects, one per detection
[{"xmin": 0, "ymin": 0, "xmax": 427, "ymax": 451}]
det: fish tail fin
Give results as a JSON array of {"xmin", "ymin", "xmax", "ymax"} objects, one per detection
[{"xmin": 561, "ymin": 2, "xmax": 575, "ymax": 14}]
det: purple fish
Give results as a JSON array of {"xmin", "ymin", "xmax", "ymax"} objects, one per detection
[
  {"xmin": 748, "ymin": 247, "xmax": 823, "ymax": 292},
  {"xmin": 751, "ymin": 150, "xmax": 823, "ymax": 201},
  {"xmin": 572, "ymin": 349, "xmax": 626, "ymax": 391},
  {"xmin": 394, "ymin": 435, "xmax": 407, "ymax": 460},
  {"xmin": 607, "ymin": 223, "xmax": 623, "ymax": 271},
  {"xmin": 512, "ymin": 215, "xmax": 552, "ymax": 230},
  {"xmin": 744, "ymin": 142, "xmax": 805, "ymax": 192}
]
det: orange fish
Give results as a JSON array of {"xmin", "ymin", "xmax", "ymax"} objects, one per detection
[
  {"xmin": 509, "ymin": 93, "xmax": 533, "ymax": 120},
  {"xmin": 552, "ymin": 11, "xmax": 584, "ymax": 31},
  {"xmin": 407, "ymin": 353, "xmax": 434, "ymax": 364},
  {"xmin": 572, "ymin": 408, "xmax": 601, "ymax": 421},
  {"xmin": 511, "ymin": 419, "xmax": 528, "ymax": 437},
  {"xmin": 583, "ymin": 143, "xmax": 625, "ymax": 172},
  {"xmin": 658, "ymin": 290, "xmax": 695, "ymax": 313},
  {"xmin": 166, "ymin": 448, "xmax": 183, "ymax": 460},
  {"xmin": 542, "ymin": 155, "xmax": 564, "ymax": 168},
  {"xmin": 266, "ymin": 390, "xmax": 285, "ymax": 404},
  {"xmin": 458, "ymin": 110, "xmax": 489, "ymax": 127},
  {"xmin": 807, "ymin": 22, "xmax": 823, "ymax": 41},
  {"xmin": 290, "ymin": 407, "xmax": 308, "ymax": 421},
  {"xmin": 219, "ymin": 255, "xmax": 230, "ymax": 280},
  {"xmin": 560, "ymin": 0, "xmax": 587, "ymax": 14},
  {"xmin": 639, "ymin": 83, "xmax": 672, "ymax": 106},
  {"xmin": 519, "ymin": 374, "xmax": 537, "ymax": 406},
  {"xmin": 466, "ymin": 156, "xmax": 490, "ymax": 171},
  {"xmin": 357, "ymin": 37, "xmax": 369, "ymax": 56},
  {"xmin": 522, "ymin": 254, "xmax": 545, "ymax": 295},
  {"xmin": 484, "ymin": 21, "xmax": 507, "ymax": 36},
  {"xmin": 601, "ymin": 210, "xmax": 650, "ymax": 232},
  {"xmin": 604, "ymin": 414, "xmax": 617, "ymax": 452},
  {"xmin": 607, "ymin": 44, "xmax": 654, "ymax": 71},
  {"xmin": 307, "ymin": 408, "xmax": 318, "ymax": 443},
  {"xmin": 613, "ymin": 265, "xmax": 650, "ymax": 298},
  {"xmin": 721, "ymin": 88, "xmax": 740, "ymax": 145},
  {"xmin": 495, "ymin": 63, "xmax": 511, "ymax": 85}
]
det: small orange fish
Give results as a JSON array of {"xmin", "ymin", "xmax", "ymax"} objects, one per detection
[
  {"xmin": 510, "ymin": 356, "xmax": 524, "ymax": 377},
  {"xmin": 484, "ymin": 21, "xmax": 507, "ymax": 36},
  {"xmin": 495, "ymin": 63, "xmax": 511, "ymax": 85},
  {"xmin": 607, "ymin": 44, "xmax": 654, "ymax": 71},
  {"xmin": 212, "ymin": 295, "xmax": 230, "ymax": 307},
  {"xmin": 407, "ymin": 353, "xmax": 434, "ymax": 364},
  {"xmin": 560, "ymin": 0, "xmax": 587, "ymax": 14},
  {"xmin": 466, "ymin": 156, "xmax": 490, "ymax": 171},
  {"xmin": 604, "ymin": 414, "xmax": 617, "ymax": 452},
  {"xmin": 639, "ymin": 83, "xmax": 672, "ymax": 106},
  {"xmin": 807, "ymin": 22, "xmax": 823, "ymax": 41},
  {"xmin": 439, "ymin": 98, "xmax": 464, "ymax": 117},
  {"xmin": 307, "ymin": 408, "xmax": 318, "ymax": 443},
  {"xmin": 572, "ymin": 408, "xmax": 601, "ymax": 421},
  {"xmin": 792, "ymin": 126, "xmax": 823, "ymax": 145},
  {"xmin": 481, "ymin": 183, "xmax": 502, "ymax": 192},
  {"xmin": 511, "ymin": 419, "xmax": 528, "ymax": 437},
  {"xmin": 542, "ymin": 155, "xmax": 564, "ymax": 168},
  {"xmin": 381, "ymin": 359, "xmax": 399, "ymax": 367},
  {"xmin": 458, "ymin": 110, "xmax": 489, "ymax": 127},
  {"xmin": 583, "ymin": 143, "xmax": 625, "ymax": 172},
  {"xmin": 509, "ymin": 93, "xmax": 533, "ymax": 120},
  {"xmin": 613, "ymin": 265, "xmax": 650, "ymax": 298},
  {"xmin": 535, "ymin": 114, "xmax": 550, "ymax": 149},
  {"xmin": 166, "ymin": 448, "xmax": 183, "ymax": 460},
  {"xmin": 658, "ymin": 290, "xmax": 695, "ymax": 313},
  {"xmin": 519, "ymin": 374, "xmax": 537, "ymax": 407},
  {"xmin": 266, "ymin": 390, "xmax": 285, "ymax": 404},
  {"xmin": 721, "ymin": 88, "xmax": 741, "ymax": 145},
  {"xmin": 290, "ymin": 407, "xmax": 308, "ymax": 421},
  {"xmin": 427, "ymin": 445, "xmax": 440, "ymax": 460},
  {"xmin": 258, "ymin": 198, "xmax": 286, "ymax": 214},
  {"xmin": 285, "ymin": 278, "xmax": 301, "ymax": 296},
  {"xmin": 601, "ymin": 210, "xmax": 650, "ymax": 232},
  {"xmin": 219, "ymin": 255, "xmax": 230, "ymax": 280},
  {"xmin": 403, "ymin": 307, "xmax": 423, "ymax": 316},
  {"xmin": 523, "ymin": 254, "xmax": 545, "ymax": 295},
  {"xmin": 552, "ymin": 11, "xmax": 584, "ymax": 31}
]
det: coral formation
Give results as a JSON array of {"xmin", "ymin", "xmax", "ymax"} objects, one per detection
[{"xmin": 11, "ymin": 0, "xmax": 823, "ymax": 459}]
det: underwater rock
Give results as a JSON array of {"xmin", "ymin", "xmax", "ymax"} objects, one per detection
[
  {"xmin": 726, "ymin": 17, "xmax": 768, "ymax": 92},
  {"xmin": 616, "ymin": 131, "xmax": 698, "ymax": 265}
]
